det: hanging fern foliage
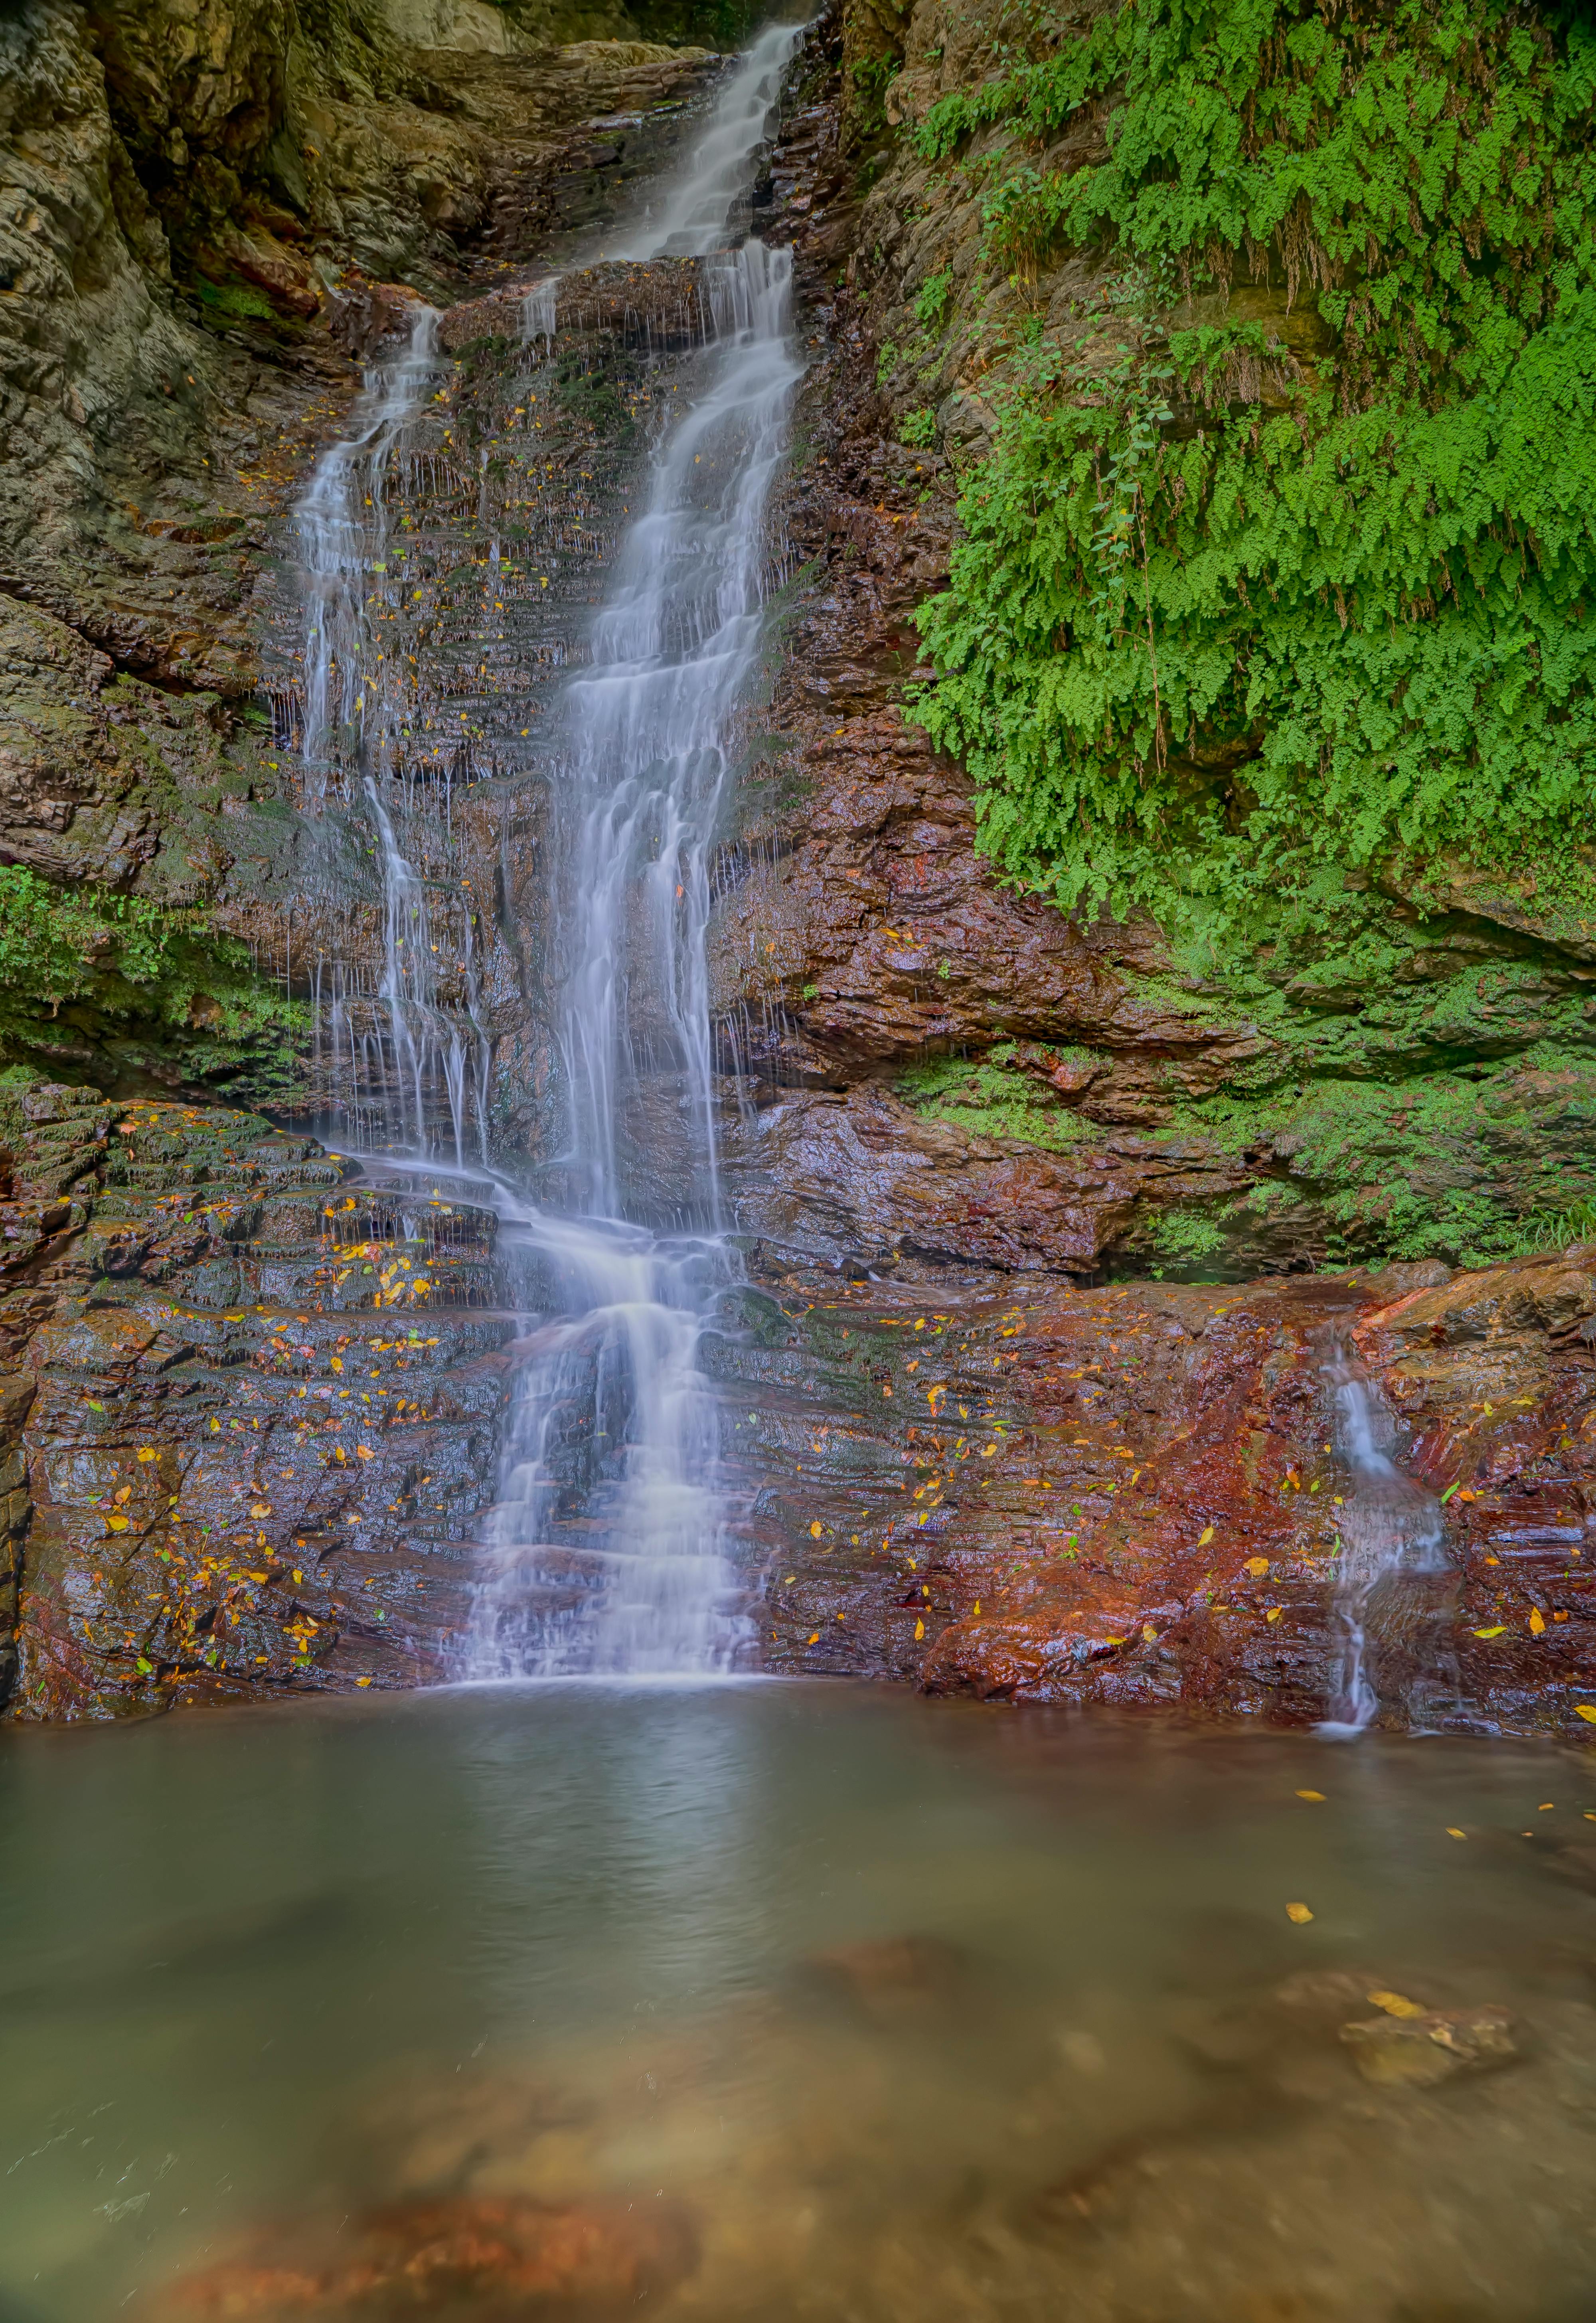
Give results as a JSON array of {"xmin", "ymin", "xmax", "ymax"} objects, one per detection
[{"xmin": 908, "ymin": 0, "xmax": 1596, "ymax": 939}]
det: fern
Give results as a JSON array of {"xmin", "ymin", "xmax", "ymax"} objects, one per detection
[{"xmin": 909, "ymin": 0, "xmax": 1596, "ymax": 942}]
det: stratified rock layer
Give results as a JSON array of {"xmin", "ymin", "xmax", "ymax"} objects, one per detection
[
  {"xmin": 721, "ymin": 1239, "xmax": 1596, "ymax": 1737},
  {"xmin": 1, "ymin": 1084, "xmax": 510, "ymax": 1717}
]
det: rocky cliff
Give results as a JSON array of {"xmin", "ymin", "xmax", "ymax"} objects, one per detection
[{"xmin": 0, "ymin": 0, "xmax": 1592, "ymax": 1731}]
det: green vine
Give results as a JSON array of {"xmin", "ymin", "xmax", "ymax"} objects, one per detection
[{"xmin": 907, "ymin": 0, "xmax": 1596, "ymax": 941}]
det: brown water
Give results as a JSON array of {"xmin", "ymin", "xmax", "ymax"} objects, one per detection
[{"xmin": 2, "ymin": 1684, "xmax": 1595, "ymax": 2321}]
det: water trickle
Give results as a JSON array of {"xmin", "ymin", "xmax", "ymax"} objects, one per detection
[
  {"xmin": 521, "ymin": 278, "xmax": 559, "ymax": 356},
  {"xmin": 298, "ymin": 304, "xmax": 445, "ymax": 787},
  {"xmin": 469, "ymin": 20, "xmax": 806, "ymax": 1679},
  {"xmin": 1319, "ymin": 1335, "xmax": 1457, "ymax": 1736},
  {"xmin": 290, "ymin": 304, "xmax": 494, "ymax": 1163}
]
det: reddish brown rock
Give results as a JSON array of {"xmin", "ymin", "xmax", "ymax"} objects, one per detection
[
  {"xmin": 154, "ymin": 2195, "xmax": 698, "ymax": 2318},
  {"xmin": 742, "ymin": 1244, "xmax": 1596, "ymax": 1736}
]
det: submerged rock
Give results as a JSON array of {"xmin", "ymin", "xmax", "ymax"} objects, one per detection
[
  {"xmin": 800, "ymin": 1931, "xmax": 970, "ymax": 2019},
  {"xmin": 154, "ymin": 2194, "xmax": 698, "ymax": 2317},
  {"xmin": 1340, "ymin": 2005, "xmax": 1518, "ymax": 2088}
]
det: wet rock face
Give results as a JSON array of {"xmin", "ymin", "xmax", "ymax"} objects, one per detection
[
  {"xmin": 0, "ymin": 1084, "xmax": 511, "ymax": 1719},
  {"xmin": 0, "ymin": 0, "xmax": 723, "ymax": 1100},
  {"xmin": 718, "ymin": 1239, "xmax": 1596, "ymax": 1735},
  {"xmin": 249, "ymin": 255, "xmax": 729, "ymax": 1165}
]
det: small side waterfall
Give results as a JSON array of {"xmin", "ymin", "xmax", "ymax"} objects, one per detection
[
  {"xmin": 1319, "ymin": 1337, "xmax": 1457, "ymax": 1736},
  {"xmin": 298, "ymin": 306, "xmax": 445, "ymax": 788},
  {"xmin": 468, "ymin": 21, "xmax": 806, "ymax": 1679},
  {"xmin": 292, "ymin": 304, "xmax": 494, "ymax": 1164}
]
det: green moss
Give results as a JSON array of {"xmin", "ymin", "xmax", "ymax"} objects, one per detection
[
  {"xmin": 0, "ymin": 868, "xmax": 306, "ymax": 1104},
  {"xmin": 196, "ymin": 276, "xmax": 277, "ymax": 322},
  {"xmin": 899, "ymin": 1046, "xmax": 1098, "ymax": 1150}
]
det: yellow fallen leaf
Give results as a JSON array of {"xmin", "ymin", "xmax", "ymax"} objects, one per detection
[
  {"xmin": 356, "ymin": 1676, "xmax": 372, "ymax": 1687},
  {"xmin": 1446, "ymin": 1827, "xmax": 1466, "ymax": 1838},
  {"xmin": 330, "ymin": 1357, "xmax": 343, "ymax": 1373},
  {"xmin": 1142, "ymin": 1622, "xmax": 1157, "ymax": 1643},
  {"xmin": 806, "ymin": 1632, "xmax": 820, "ymax": 1645},
  {"xmin": 1244, "ymin": 1556, "xmax": 1268, "ymax": 1576},
  {"xmin": 137, "ymin": 1446, "xmax": 156, "ymax": 1462},
  {"xmin": 106, "ymin": 1514, "xmax": 128, "ymax": 1532},
  {"xmin": 1578, "ymin": 1706, "xmax": 1596, "ymax": 1724},
  {"xmin": 809, "ymin": 1519, "xmax": 822, "ymax": 1537},
  {"xmin": 982, "ymin": 1443, "xmax": 997, "ymax": 1457},
  {"xmin": 1367, "ymin": 1990, "xmax": 1426, "ymax": 2019},
  {"xmin": 1266, "ymin": 1607, "xmax": 1283, "ymax": 1622},
  {"xmin": 356, "ymin": 1446, "xmax": 374, "ymax": 1460},
  {"xmin": 914, "ymin": 1618, "xmax": 925, "ymax": 1640},
  {"xmin": 1473, "ymin": 1625, "xmax": 1506, "ymax": 1638},
  {"xmin": 1529, "ymin": 1607, "xmax": 1546, "ymax": 1636},
  {"xmin": 1286, "ymin": 1902, "xmax": 1314, "ymax": 1924},
  {"xmin": 1199, "ymin": 1525, "xmax": 1215, "ymax": 1546},
  {"xmin": 249, "ymin": 1502, "xmax": 272, "ymax": 1517},
  {"xmin": 1296, "ymin": 1789, "xmax": 1325, "ymax": 1802},
  {"xmin": 973, "ymin": 1600, "xmax": 982, "ymax": 1616}
]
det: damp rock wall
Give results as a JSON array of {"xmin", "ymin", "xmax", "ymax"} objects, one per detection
[
  {"xmin": 0, "ymin": 0, "xmax": 724, "ymax": 1100},
  {"xmin": 707, "ymin": 0, "xmax": 1596, "ymax": 1288}
]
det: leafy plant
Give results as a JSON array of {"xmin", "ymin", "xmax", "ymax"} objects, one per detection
[
  {"xmin": 907, "ymin": 0, "xmax": 1596, "ymax": 946},
  {"xmin": 915, "ymin": 266, "xmax": 955, "ymax": 329},
  {"xmin": 900, "ymin": 407, "xmax": 938, "ymax": 447}
]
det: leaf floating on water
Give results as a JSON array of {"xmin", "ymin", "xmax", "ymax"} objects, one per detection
[
  {"xmin": 1446, "ymin": 1827, "xmax": 1468, "ymax": 1838},
  {"xmin": 1244, "ymin": 1556, "xmax": 1268, "ymax": 1576},
  {"xmin": 1367, "ymin": 1990, "xmax": 1426, "ymax": 2019},
  {"xmin": 1296, "ymin": 1790, "xmax": 1325, "ymax": 1802},
  {"xmin": 1473, "ymin": 1625, "xmax": 1506, "ymax": 1638},
  {"xmin": 1286, "ymin": 1902, "xmax": 1314, "ymax": 1924}
]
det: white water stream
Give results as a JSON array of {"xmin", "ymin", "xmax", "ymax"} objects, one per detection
[
  {"xmin": 1319, "ymin": 1337, "xmax": 1454, "ymax": 1735},
  {"xmin": 379, "ymin": 27, "xmax": 799, "ymax": 1682},
  {"xmin": 294, "ymin": 302, "xmax": 494, "ymax": 1163},
  {"xmin": 470, "ymin": 22, "xmax": 805, "ymax": 1674},
  {"xmin": 288, "ymin": 22, "xmax": 802, "ymax": 1673}
]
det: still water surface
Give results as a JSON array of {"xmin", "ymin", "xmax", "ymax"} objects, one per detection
[{"xmin": 2, "ymin": 1685, "xmax": 1594, "ymax": 2319}]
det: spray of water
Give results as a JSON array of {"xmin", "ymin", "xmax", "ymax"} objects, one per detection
[
  {"xmin": 468, "ymin": 20, "xmax": 806, "ymax": 1679},
  {"xmin": 1318, "ymin": 1333, "xmax": 1456, "ymax": 1737}
]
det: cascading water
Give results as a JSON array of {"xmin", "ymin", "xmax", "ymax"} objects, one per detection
[
  {"xmin": 293, "ymin": 305, "xmax": 494, "ymax": 1165},
  {"xmin": 1319, "ymin": 1335, "xmax": 1458, "ymax": 1736},
  {"xmin": 468, "ymin": 21, "xmax": 806, "ymax": 1678}
]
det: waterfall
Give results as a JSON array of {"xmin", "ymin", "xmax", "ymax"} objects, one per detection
[
  {"xmin": 298, "ymin": 305, "xmax": 444, "ymax": 786},
  {"xmin": 1318, "ymin": 1335, "xmax": 1456, "ymax": 1736},
  {"xmin": 468, "ymin": 20, "xmax": 805, "ymax": 1679},
  {"xmin": 292, "ymin": 305, "xmax": 493, "ymax": 1165}
]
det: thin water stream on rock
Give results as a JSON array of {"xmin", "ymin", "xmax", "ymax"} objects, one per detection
[{"xmin": 1320, "ymin": 1336, "xmax": 1457, "ymax": 1738}]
